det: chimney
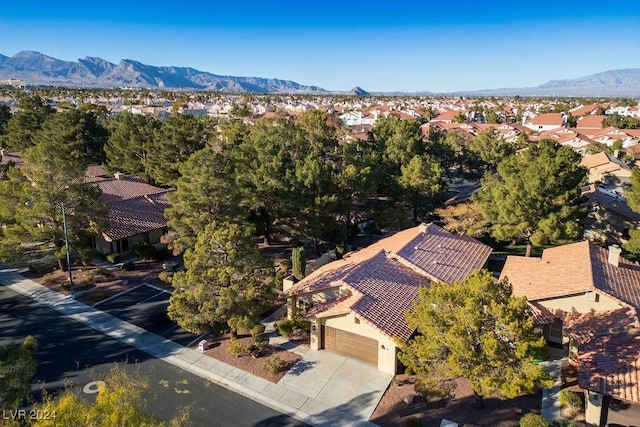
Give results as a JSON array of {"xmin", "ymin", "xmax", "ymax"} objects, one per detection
[
  {"xmin": 418, "ymin": 223, "xmax": 428, "ymax": 234},
  {"xmin": 114, "ymin": 172, "xmax": 124, "ymax": 180},
  {"xmin": 608, "ymin": 244, "xmax": 622, "ymax": 267}
]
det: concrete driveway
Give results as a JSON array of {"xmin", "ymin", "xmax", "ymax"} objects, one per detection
[{"xmin": 278, "ymin": 348, "xmax": 392, "ymax": 425}]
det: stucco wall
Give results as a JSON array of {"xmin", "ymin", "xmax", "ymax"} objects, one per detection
[
  {"xmin": 538, "ymin": 292, "xmax": 624, "ymax": 314},
  {"xmin": 320, "ymin": 313, "xmax": 398, "ymax": 375}
]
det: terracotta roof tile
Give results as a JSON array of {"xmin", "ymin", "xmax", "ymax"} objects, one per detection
[
  {"xmin": 528, "ymin": 301, "xmax": 556, "ymax": 325},
  {"xmin": 577, "ymin": 330, "xmax": 640, "ymax": 404},
  {"xmin": 94, "ymin": 176, "xmax": 169, "ymax": 204},
  {"xmin": 103, "ymin": 194, "xmax": 168, "ymax": 241},
  {"xmin": 501, "ymin": 241, "xmax": 640, "ymax": 310},
  {"xmin": 288, "ymin": 223, "xmax": 491, "ymax": 340}
]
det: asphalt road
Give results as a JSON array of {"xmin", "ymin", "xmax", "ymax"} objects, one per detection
[
  {"xmin": 0, "ymin": 286, "xmax": 304, "ymax": 427},
  {"xmin": 94, "ymin": 284, "xmax": 197, "ymax": 346}
]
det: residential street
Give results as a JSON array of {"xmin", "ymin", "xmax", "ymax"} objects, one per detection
[{"xmin": 0, "ymin": 285, "xmax": 304, "ymax": 426}]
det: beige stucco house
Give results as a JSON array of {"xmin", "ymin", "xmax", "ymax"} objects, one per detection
[
  {"xmin": 284, "ymin": 223, "xmax": 492, "ymax": 375},
  {"xmin": 500, "ymin": 242, "xmax": 640, "ymax": 425}
]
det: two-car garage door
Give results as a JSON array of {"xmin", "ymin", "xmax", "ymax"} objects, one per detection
[{"xmin": 321, "ymin": 325, "xmax": 378, "ymax": 365}]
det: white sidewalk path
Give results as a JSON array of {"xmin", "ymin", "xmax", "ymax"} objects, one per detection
[{"xmin": 1, "ymin": 265, "xmax": 390, "ymax": 426}]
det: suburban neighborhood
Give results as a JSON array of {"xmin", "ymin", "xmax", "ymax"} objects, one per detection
[{"xmin": 1, "ymin": 84, "xmax": 640, "ymax": 427}]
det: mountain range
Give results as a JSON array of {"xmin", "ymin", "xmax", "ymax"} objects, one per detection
[
  {"xmin": 0, "ymin": 51, "xmax": 326, "ymax": 93},
  {"xmin": 0, "ymin": 51, "xmax": 639, "ymax": 97}
]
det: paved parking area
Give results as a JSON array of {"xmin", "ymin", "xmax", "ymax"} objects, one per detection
[{"xmin": 95, "ymin": 283, "xmax": 199, "ymax": 346}]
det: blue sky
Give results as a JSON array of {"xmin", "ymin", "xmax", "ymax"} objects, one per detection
[{"xmin": 1, "ymin": 1, "xmax": 639, "ymax": 92}]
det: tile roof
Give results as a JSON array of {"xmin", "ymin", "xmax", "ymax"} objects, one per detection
[
  {"xmin": 103, "ymin": 193, "xmax": 169, "ymax": 241},
  {"xmin": 584, "ymin": 188, "xmax": 640, "ymax": 222},
  {"xmin": 501, "ymin": 241, "xmax": 640, "ymax": 311},
  {"xmin": 89, "ymin": 175, "xmax": 171, "ymax": 241},
  {"xmin": 287, "ymin": 223, "xmax": 491, "ymax": 340},
  {"xmin": 528, "ymin": 301, "xmax": 556, "ymax": 325},
  {"xmin": 576, "ymin": 115, "xmax": 606, "ymax": 129},
  {"xmin": 576, "ymin": 330, "xmax": 640, "ymax": 404},
  {"xmin": 527, "ymin": 113, "xmax": 565, "ymax": 126},
  {"xmin": 580, "ymin": 151, "xmax": 630, "ymax": 172},
  {"xmin": 93, "ymin": 176, "xmax": 169, "ymax": 204}
]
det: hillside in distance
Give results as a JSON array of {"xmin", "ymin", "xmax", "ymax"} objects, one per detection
[
  {"xmin": 0, "ymin": 51, "xmax": 638, "ymax": 97},
  {"xmin": 0, "ymin": 51, "xmax": 327, "ymax": 93},
  {"xmin": 458, "ymin": 69, "xmax": 640, "ymax": 97}
]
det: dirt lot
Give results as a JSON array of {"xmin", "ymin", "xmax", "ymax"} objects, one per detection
[{"xmin": 370, "ymin": 375, "xmax": 541, "ymax": 427}]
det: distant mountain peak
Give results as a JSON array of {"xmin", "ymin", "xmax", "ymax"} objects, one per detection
[{"xmin": 350, "ymin": 86, "xmax": 370, "ymax": 96}]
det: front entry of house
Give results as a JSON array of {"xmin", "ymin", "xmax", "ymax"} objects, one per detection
[{"xmin": 321, "ymin": 325, "xmax": 378, "ymax": 365}]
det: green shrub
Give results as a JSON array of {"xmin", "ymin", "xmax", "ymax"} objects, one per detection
[
  {"xmin": 261, "ymin": 355, "xmax": 287, "ymax": 374},
  {"xmin": 28, "ymin": 259, "xmax": 57, "ymax": 274},
  {"xmin": 279, "ymin": 260, "xmax": 292, "ymax": 272},
  {"xmin": 60, "ymin": 281, "xmax": 71, "ymax": 291},
  {"xmin": 227, "ymin": 316, "xmax": 254, "ymax": 335},
  {"xmin": 250, "ymin": 324, "xmax": 266, "ymax": 338},
  {"xmin": 106, "ymin": 253, "xmax": 119, "ymax": 264},
  {"xmin": 80, "ymin": 248, "xmax": 98, "ymax": 266},
  {"xmin": 277, "ymin": 320, "xmax": 295, "ymax": 338},
  {"xmin": 519, "ymin": 413, "xmax": 549, "ymax": 427},
  {"xmin": 404, "ymin": 366, "xmax": 414, "ymax": 376},
  {"xmin": 132, "ymin": 240, "xmax": 158, "ymax": 260},
  {"xmin": 559, "ymin": 389, "xmax": 583, "ymax": 410},
  {"xmin": 254, "ymin": 333, "xmax": 269, "ymax": 351},
  {"xmin": 227, "ymin": 337, "xmax": 249, "ymax": 356},
  {"xmin": 42, "ymin": 273, "xmax": 56, "ymax": 286},
  {"xmin": 120, "ymin": 261, "xmax": 135, "ymax": 271},
  {"xmin": 94, "ymin": 267, "xmax": 114, "ymax": 280}
]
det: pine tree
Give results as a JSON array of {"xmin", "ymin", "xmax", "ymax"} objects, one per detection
[
  {"xmin": 400, "ymin": 270, "xmax": 552, "ymax": 409},
  {"xmin": 291, "ymin": 246, "xmax": 306, "ymax": 281},
  {"xmin": 167, "ymin": 221, "xmax": 275, "ymax": 335}
]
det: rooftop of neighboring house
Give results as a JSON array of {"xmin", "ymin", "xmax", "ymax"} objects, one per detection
[
  {"xmin": 85, "ymin": 166, "xmax": 171, "ymax": 241},
  {"xmin": 500, "ymin": 241, "xmax": 640, "ymax": 312},
  {"xmin": 524, "ymin": 112, "xmax": 565, "ymax": 126},
  {"xmin": 583, "ymin": 185, "xmax": 640, "ymax": 222},
  {"xmin": 580, "ymin": 151, "xmax": 630, "ymax": 172},
  {"xmin": 575, "ymin": 115, "xmax": 606, "ymax": 129},
  {"xmin": 286, "ymin": 223, "xmax": 492, "ymax": 340}
]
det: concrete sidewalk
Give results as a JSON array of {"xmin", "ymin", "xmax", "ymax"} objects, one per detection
[
  {"xmin": 540, "ymin": 359, "xmax": 563, "ymax": 424},
  {"xmin": 1, "ymin": 266, "xmax": 386, "ymax": 426}
]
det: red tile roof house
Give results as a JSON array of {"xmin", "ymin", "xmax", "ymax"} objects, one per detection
[
  {"xmin": 500, "ymin": 242, "xmax": 640, "ymax": 425},
  {"xmin": 86, "ymin": 166, "xmax": 171, "ymax": 255},
  {"xmin": 283, "ymin": 223, "xmax": 492, "ymax": 374}
]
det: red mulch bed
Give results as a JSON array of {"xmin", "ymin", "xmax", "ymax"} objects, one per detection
[
  {"xmin": 370, "ymin": 376, "xmax": 541, "ymax": 427},
  {"xmin": 200, "ymin": 334, "xmax": 301, "ymax": 383}
]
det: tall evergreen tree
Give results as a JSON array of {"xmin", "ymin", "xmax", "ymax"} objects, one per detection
[
  {"xmin": 475, "ymin": 140, "xmax": 586, "ymax": 246},
  {"xmin": 144, "ymin": 114, "xmax": 209, "ymax": 186},
  {"xmin": 104, "ymin": 112, "xmax": 160, "ymax": 177},
  {"xmin": 167, "ymin": 221, "xmax": 275, "ymax": 335},
  {"xmin": 165, "ymin": 148, "xmax": 242, "ymax": 254},
  {"xmin": 5, "ymin": 94, "xmax": 55, "ymax": 150},
  {"xmin": 400, "ymin": 270, "xmax": 551, "ymax": 409}
]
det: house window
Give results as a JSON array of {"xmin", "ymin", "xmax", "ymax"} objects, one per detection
[{"xmin": 549, "ymin": 318, "xmax": 563, "ymax": 344}]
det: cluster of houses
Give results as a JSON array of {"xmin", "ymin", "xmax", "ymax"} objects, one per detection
[{"xmin": 3, "ymin": 92, "xmax": 640, "ymax": 424}]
